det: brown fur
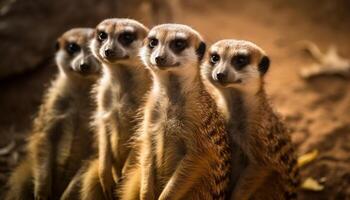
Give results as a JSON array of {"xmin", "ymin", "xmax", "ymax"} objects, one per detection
[
  {"xmin": 201, "ymin": 39, "xmax": 300, "ymax": 200},
  {"xmin": 119, "ymin": 24, "xmax": 232, "ymax": 200},
  {"xmin": 5, "ymin": 28, "xmax": 101, "ymax": 200},
  {"xmin": 80, "ymin": 18, "xmax": 150, "ymax": 200}
]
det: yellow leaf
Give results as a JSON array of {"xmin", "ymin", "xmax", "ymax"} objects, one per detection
[
  {"xmin": 301, "ymin": 177, "xmax": 324, "ymax": 191},
  {"xmin": 298, "ymin": 149, "xmax": 318, "ymax": 167}
]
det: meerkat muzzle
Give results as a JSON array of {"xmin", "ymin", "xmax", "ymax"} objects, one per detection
[
  {"xmin": 155, "ymin": 56, "xmax": 166, "ymax": 66},
  {"xmin": 79, "ymin": 63, "xmax": 90, "ymax": 73},
  {"xmin": 213, "ymin": 71, "xmax": 242, "ymax": 86},
  {"xmin": 153, "ymin": 56, "xmax": 180, "ymax": 68},
  {"xmin": 104, "ymin": 49, "xmax": 116, "ymax": 59},
  {"xmin": 103, "ymin": 48, "xmax": 129, "ymax": 62},
  {"xmin": 216, "ymin": 72, "xmax": 227, "ymax": 83}
]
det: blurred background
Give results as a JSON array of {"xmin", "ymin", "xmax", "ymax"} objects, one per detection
[{"xmin": 0, "ymin": 0, "xmax": 349, "ymax": 199}]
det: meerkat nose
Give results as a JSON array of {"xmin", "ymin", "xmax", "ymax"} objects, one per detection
[
  {"xmin": 79, "ymin": 63, "xmax": 90, "ymax": 73},
  {"xmin": 155, "ymin": 56, "xmax": 166, "ymax": 66},
  {"xmin": 104, "ymin": 49, "xmax": 116, "ymax": 59},
  {"xmin": 216, "ymin": 72, "xmax": 227, "ymax": 82}
]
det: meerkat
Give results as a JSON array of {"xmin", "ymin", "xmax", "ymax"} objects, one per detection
[
  {"xmin": 81, "ymin": 18, "xmax": 150, "ymax": 200},
  {"xmin": 5, "ymin": 28, "xmax": 101, "ymax": 200},
  {"xmin": 201, "ymin": 39, "xmax": 300, "ymax": 200},
  {"xmin": 118, "ymin": 24, "xmax": 233, "ymax": 200}
]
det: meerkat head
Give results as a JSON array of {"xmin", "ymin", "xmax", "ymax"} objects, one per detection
[
  {"xmin": 140, "ymin": 23, "xmax": 206, "ymax": 76},
  {"xmin": 201, "ymin": 39, "xmax": 270, "ymax": 92},
  {"xmin": 91, "ymin": 18, "xmax": 149, "ymax": 66},
  {"xmin": 55, "ymin": 28, "xmax": 101, "ymax": 79}
]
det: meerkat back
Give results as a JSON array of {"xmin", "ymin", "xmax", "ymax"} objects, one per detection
[
  {"xmin": 201, "ymin": 39, "xmax": 299, "ymax": 200},
  {"xmin": 5, "ymin": 28, "xmax": 101, "ymax": 200}
]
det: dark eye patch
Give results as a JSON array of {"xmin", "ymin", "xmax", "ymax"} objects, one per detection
[
  {"xmin": 170, "ymin": 38, "xmax": 188, "ymax": 54},
  {"xmin": 148, "ymin": 37, "xmax": 158, "ymax": 49},
  {"xmin": 97, "ymin": 30, "xmax": 108, "ymax": 42},
  {"xmin": 65, "ymin": 42, "xmax": 81, "ymax": 55},
  {"xmin": 231, "ymin": 54, "xmax": 250, "ymax": 70},
  {"xmin": 118, "ymin": 31, "xmax": 137, "ymax": 46}
]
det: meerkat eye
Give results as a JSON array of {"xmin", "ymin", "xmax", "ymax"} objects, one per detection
[
  {"xmin": 232, "ymin": 54, "xmax": 250, "ymax": 70},
  {"xmin": 65, "ymin": 42, "xmax": 81, "ymax": 55},
  {"xmin": 210, "ymin": 53, "xmax": 220, "ymax": 65},
  {"xmin": 148, "ymin": 38, "xmax": 158, "ymax": 49},
  {"xmin": 98, "ymin": 31, "xmax": 108, "ymax": 42},
  {"xmin": 119, "ymin": 32, "xmax": 136, "ymax": 46},
  {"xmin": 170, "ymin": 39, "xmax": 188, "ymax": 53}
]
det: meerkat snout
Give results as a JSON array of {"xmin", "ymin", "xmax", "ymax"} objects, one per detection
[
  {"xmin": 79, "ymin": 63, "xmax": 90, "ymax": 73},
  {"xmin": 71, "ymin": 51, "xmax": 99, "ymax": 75},
  {"xmin": 215, "ymin": 72, "xmax": 227, "ymax": 83},
  {"xmin": 91, "ymin": 18, "xmax": 149, "ymax": 65},
  {"xmin": 55, "ymin": 28, "xmax": 101, "ymax": 78},
  {"xmin": 154, "ymin": 55, "xmax": 167, "ymax": 66},
  {"xmin": 104, "ymin": 48, "xmax": 118, "ymax": 59}
]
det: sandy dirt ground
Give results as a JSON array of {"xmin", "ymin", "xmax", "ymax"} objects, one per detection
[{"xmin": 0, "ymin": 0, "xmax": 349, "ymax": 199}]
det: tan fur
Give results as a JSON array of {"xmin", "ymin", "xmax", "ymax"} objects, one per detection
[
  {"xmin": 81, "ymin": 18, "xmax": 150, "ymax": 200},
  {"xmin": 119, "ymin": 24, "xmax": 232, "ymax": 200},
  {"xmin": 78, "ymin": 159, "xmax": 105, "ymax": 200},
  {"xmin": 5, "ymin": 28, "xmax": 101, "ymax": 200},
  {"xmin": 5, "ymin": 158, "xmax": 34, "ymax": 200},
  {"xmin": 201, "ymin": 39, "xmax": 300, "ymax": 200}
]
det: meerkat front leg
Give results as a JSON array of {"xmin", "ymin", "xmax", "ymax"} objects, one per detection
[
  {"xmin": 140, "ymin": 143, "xmax": 156, "ymax": 200},
  {"xmin": 60, "ymin": 161, "xmax": 89, "ymax": 200},
  {"xmin": 80, "ymin": 159, "xmax": 105, "ymax": 200},
  {"xmin": 35, "ymin": 162, "xmax": 52, "ymax": 200},
  {"xmin": 60, "ymin": 173, "xmax": 81, "ymax": 200},
  {"xmin": 158, "ymin": 153, "xmax": 205, "ymax": 200},
  {"xmin": 118, "ymin": 165, "xmax": 141, "ymax": 200},
  {"xmin": 5, "ymin": 159, "xmax": 34, "ymax": 200},
  {"xmin": 32, "ymin": 119, "xmax": 65, "ymax": 200},
  {"xmin": 32, "ymin": 137, "xmax": 53, "ymax": 200},
  {"xmin": 98, "ymin": 124, "xmax": 114, "ymax": 200}
]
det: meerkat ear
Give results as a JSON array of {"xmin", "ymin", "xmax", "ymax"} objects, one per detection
[
  {"xmin": 258, "ymin": 56, "xmax": 270, "ymax": 75},
  {"xmin": 196, "ymin": 42, "xmax": 206, "ymax": 61},
  {"xmin": 55, "ymin": 40, "xmax": 60, "ymax": 52}
]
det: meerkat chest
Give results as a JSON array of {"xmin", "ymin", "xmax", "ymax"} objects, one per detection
[
  {"xmin": 152, "ymin": 126, "xmax": 185, "ymax": 181},
  {"xmin": 228, "ymin": 111, "xmax": 278, "ymax": 166},
  {"xmin": 55, "ymin": 102, "xmax": 93, "ymax": 167},
  {"xmin": 146, "ymin": 101, "xmax": 188, "ymax": 179},
  {"xmin": 100, "ymin": 82, "xmax": 138, "ymax": 120}
]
